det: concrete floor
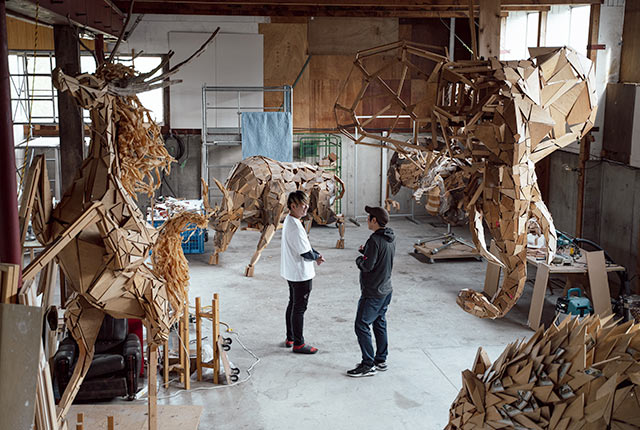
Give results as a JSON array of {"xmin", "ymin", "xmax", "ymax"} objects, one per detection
[{"xmin": 138, "ymin": 217, "xmax": 546, "ymax": 429}]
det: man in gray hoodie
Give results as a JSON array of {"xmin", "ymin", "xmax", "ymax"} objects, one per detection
[{"xmin": 347, "ymin": 206, "xmax": 395, "ymax": 377}]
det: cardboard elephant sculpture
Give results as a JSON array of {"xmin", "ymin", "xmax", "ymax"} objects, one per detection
[
  {"xmin": 208, "ymin": 155, "xmax": 345, "ymax": 277},
  {"xmin": 19, "ymin": 30, "xmax": 219, "ymax": 429},
  {"xmin": 387, "ymin": 148, "xmax": 468, "ymax": 226},
  {"xmin": 446, "ymin": 315, "xmax": 640, "ymax": 429},
  {"xmin": 335, "ymin": 41, "xmax": 597, "ymax": 319}
]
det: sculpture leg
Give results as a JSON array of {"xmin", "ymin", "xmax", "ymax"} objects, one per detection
[
  {"xmin": 458, "ymin": 191, "xmax": 529, "ymax": 319},
  {"xmin": 335, "ymin": 215, "xmax": 345, "ymax": 249},
  {"xmin": 57, "ymin": 296, "xmax": 104, "ymax": 427},
  {"xmin": 245, "ymin": 224, "xmax": 276, "ymax": 277}
]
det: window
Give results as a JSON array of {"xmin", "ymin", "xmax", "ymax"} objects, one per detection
[
  {"xmin": 500, "ymin": 5, "xmax": 590, "ymax": 61},
  {"xmin": 9, "ymin": 51, "xmax": 165, "ymax": 125}
]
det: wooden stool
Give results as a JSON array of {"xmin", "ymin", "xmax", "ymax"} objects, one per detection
[
  {"xmin": 162, "ymin": 298, "xmax": 191, "ymax": 390},
  {"xmin": 195, "ymin": 294, "xmax": 237, "ymax": 384}
]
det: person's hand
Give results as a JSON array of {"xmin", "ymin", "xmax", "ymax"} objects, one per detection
[
  {"xmin": 359, "ymin": 245, "xmax": 364, "ymax": 253},
  {"xmin": 316, "ymin": 255, "xmax": 326, "ymax": 265}
]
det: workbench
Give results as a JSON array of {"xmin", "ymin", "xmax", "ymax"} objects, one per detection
[{"xmin": 482, "ymin": 248, "xmax": 625, "ymax": 330}]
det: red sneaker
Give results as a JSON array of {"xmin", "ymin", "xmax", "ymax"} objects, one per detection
[
  {"xmin": 284, "ymin": 340, "xmax": 294, "ymax": 348},
  {"xmin": 292, "ymin": 343, "xmax": 318, "ymax": 354}
]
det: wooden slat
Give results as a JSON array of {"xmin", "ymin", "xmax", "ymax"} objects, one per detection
[
  {"xmin": 478, "ymin": 0, "xmax": 501, "ymax": 59},
  {"xmin": 619, "ymin": 1, "xmax": 639, "ymax": 83}
]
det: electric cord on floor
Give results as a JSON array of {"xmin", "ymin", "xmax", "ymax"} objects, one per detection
[{"xmin": 135, "ymin": 324, "xmax": 260, "ymax": 401}]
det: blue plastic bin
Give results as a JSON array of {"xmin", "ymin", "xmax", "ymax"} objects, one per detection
[{"xmin": 152, "ymin": 219, "xmax": 205, "ymax": 254}]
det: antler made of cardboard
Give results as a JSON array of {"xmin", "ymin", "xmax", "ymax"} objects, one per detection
[{"xmin": 335, "ymin": 41, "xmax": 596, "ymax": 319}]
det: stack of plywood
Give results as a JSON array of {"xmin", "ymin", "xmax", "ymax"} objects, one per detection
[{"xmin": 446, "ymin": 315, "xmax": 640, "ymax": 429}]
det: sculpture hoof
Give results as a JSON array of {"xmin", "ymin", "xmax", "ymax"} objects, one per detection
[
  {"xmin": 456, "ymin": 289, "xmax": 501, "ymax": 319},
  {"xmin": 244, "ymin": 265, "xmax": 254, "ymax": 277},
  {"xmin": 209, "ymin": 253, "xmax": 219, "ymax": 265},
  {"xmin": 336, "ymin": 239, "xmax": 345, "ymax": 249}
]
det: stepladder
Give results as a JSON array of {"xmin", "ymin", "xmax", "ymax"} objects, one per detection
[{"xmin": 195, "ymin": 293, "xmax": 239, "ymax": 384}]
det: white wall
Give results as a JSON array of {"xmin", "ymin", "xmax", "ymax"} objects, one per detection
[{"xmin": 118, "ymin": 15, "xmax": 265, "ymax": 129}]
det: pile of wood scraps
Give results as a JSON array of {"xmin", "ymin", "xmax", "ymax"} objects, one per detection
[{"xmin": 446, "ymin": 315, "xmax": 640, "ymax": 429}]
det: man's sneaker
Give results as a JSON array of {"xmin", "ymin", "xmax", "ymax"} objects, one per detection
[
  {"xmin": 284, "ymin": 340, "xmax": 294, "ymax": 348},
  {"xmin": 346, "ymin": 363, "xmax": 377, "ymax": 377},
  {"xmin": 374, "ymin": 361, "xmax": 388, "ymax": 371}
]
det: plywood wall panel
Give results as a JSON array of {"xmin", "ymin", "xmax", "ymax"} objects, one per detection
[
  {"xmin": 7, "ymin": 17, "xmax": 102, "ymax": 51},
  {"xmin": 308, "ymin": 17, "xmax": 399, "ymax": 55},
  {"xmin": 260, "ymin": 23, "xmax": 309, "ymax": 129}
]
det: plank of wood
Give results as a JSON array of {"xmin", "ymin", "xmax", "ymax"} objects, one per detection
[
  {"xmin": 586, "ymin": 250, "xmax": 612, "ymax": 317},
  {"xmin": 0, "ymin": 303, "xmax": 42, "ymax": 430},
  {"xmin": 528, "ymin": 263, "xmax": 550, "ymax": 330},
  {"xmin": 67, "ymin": 405, "xmax": 202, "ymax": 430},
  {"xmin": 308, "ymin": 17, "xmax": 398, "ymax": 55},
  {"xmin": 619, "ymin": 1, "xmax": 639, "ymax": 83},
  {"xmin": 478, "ymin": 0, "xmax": 501, "ymax": 59},
  {"xmin": 483, "ymin": 241, "xmax": 501, "ymax": 298},
  {"xmin": 0, "ymin": 263, "xmax": 20, "ymax": 304}
]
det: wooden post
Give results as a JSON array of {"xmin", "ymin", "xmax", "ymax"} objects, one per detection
[
  {"xmin": 537, "ymin": 10, "xmax": 547, "ymax": 47},
  {"xmin": 478, "ymin": 0, "xmax": 501, "ymax": 59},
  {"xmin": 467, "ymin": 0, "xmax": 478, "ymax": 60},
  {"xmin": 576, "ymin": 5, "xmax": 600, "ymax": 238},
  {"xmin": 53, "ymin": 24, "xmax": 84, "ymax": 194},
  {"xmin": 162, "ymin": 341, "xmax": 169, "ymax": 389},
  {"xmin": 178, "ymin": 315, "xmax": 184, "ymax": 386},
  {"xmin": 195, "ymin": 297, "xmax": 202, "ymax": 381},
  {"xmin": 575, "ymin": 134, "xmax": 591, "ymax": 237},
  {"xmin": 182, "ymin": 304, "xmax": 190, "ymax": 390},
  {"xmin": 76, "ymin": 413, "xmax": 84, "ymax": 430},
  {"xmin": 212, "ymin": 294, "xmax": 220, "ymax": 384},
  {"xmin": 619, "ymin": 1, "xmax": 639, "ymax": 83},
  {"xmin": 147, "ymin": 326, "xmax": 158, "ymax": 430},
  {"xmin": 107, "ymin": 416, "xmax": 114, "ymax": 430}
]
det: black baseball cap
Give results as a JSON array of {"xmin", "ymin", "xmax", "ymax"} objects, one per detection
[{"xmin": 365, "ymin": 206, "xmax": 389, "ymax": 226}]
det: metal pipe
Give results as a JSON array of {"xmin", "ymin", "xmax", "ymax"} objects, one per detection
[
  {"xmin": 201, "ymin": 83, "xmax": 207, "ymax": 198},
  {"xmin": 0, "ymin": 0, "xmax": 23, "ymax": 269},
  {"xmin": 449, "ymin": 18, "xmax": 456, "ymax": 61}
]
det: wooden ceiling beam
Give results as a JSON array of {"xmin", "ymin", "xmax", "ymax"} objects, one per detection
[
  {"xmin": 5, "ymin": 0, "xmax": 125, "ymax": 37},
  {"xmin": 119, "ymin": 0, "xmax": 598, "ymax": 6},
  {"xmin": 114, "ymin": 2, "xmax": 525, "ymax": 17}
]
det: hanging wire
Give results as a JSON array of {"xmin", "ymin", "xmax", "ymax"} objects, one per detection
[
  {"xmin": 19, "ymin": 0, "xmax": 40, "ymax": 187},
  {"xmin": 439, "ymin": 17, "xmax": 474, "ymax": 57}
]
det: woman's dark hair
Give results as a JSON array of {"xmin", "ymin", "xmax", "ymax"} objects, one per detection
[{"xmin": 287, "ymin": 190, "xmax": 309, "ymax": 210}]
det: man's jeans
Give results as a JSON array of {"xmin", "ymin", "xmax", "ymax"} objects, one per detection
[{"xmin": 354, "ymin": 292, "xmax": 392, "ymax": 367}]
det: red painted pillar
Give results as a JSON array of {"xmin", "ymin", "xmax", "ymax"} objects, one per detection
[{"xmin": 0, "ymin": 0, "xmax": 22, "ymax": 268}]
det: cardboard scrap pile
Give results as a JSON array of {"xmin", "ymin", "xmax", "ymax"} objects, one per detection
[
  {"xmin": 446, "ymin": 315, "xmax": 640, "ymax": 430},
  {"xmin": 209, "ymin": 155, "xmax": 345, "ymax": 275},
  {"xmin": 335, "ymin": 42, "xmax": 597, "ymax": 320},
  {"xmin": 148, "ymin": 198, "xmax": 204, "ymax": 221}
]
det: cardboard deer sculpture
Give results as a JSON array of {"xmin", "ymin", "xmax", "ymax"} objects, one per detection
[
  {"xmin": 208, "ymin": 155, "xmax": 345, "ymax": 277},
  {"xmin": 335, "ymin": 41, "xmax": 597, "ymax": 319},
  {"xmin": 446, "ymin": 315, "xmax": 640, "ymax": 429},
  {"xmin": 19, "ymin": 28, "xmax": 219, "ymax": 429}
]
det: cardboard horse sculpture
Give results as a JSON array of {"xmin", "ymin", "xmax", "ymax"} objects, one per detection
[
  {"xmin": 208, "ymin": 155, "xmax": 345, "ymax": 277},
  {"xmin": 446, "ymin": 315, "xmax": 640, "ymax": 429},
  {"xmin": 335, "ymin": 41, "xmax": 597, "ymax": 319},
  {"xmin": 19, "ymin": 28, "xmax": 219, "ymax": 428}
]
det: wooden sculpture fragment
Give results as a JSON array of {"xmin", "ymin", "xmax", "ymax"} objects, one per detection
[
  {"xmin": 387, "ymin": 148, "xmax": 468, "ymax": 226},
  {"xmin": 19, "ymin": 30, "xmax": 219, "ymax": 428},
  {"xmin": 208, "ymin": 155, "xmax": 345, "ymax": 277},
  {"xmin": 335, "ymin": 42, "xmax": 597, "ymax": 319},
  {"xmin": 446, "ymin": 315, "xmax": 640, "ymax": 429}
]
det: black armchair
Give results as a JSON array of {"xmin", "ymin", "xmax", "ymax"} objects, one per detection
[{"xmin": 53, "ymin": 316, "xmax": 141, "ymax": 402}]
